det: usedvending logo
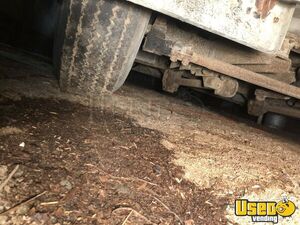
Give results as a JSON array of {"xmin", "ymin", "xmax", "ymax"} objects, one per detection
[{"xmin": 235, "ymin": 197, "xmax": 296, "ymax": 224}]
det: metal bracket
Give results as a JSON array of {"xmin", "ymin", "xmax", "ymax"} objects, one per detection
[
  {"xmin": 162, "ymin": 70, "xmax": 202, "ymax": 93},
  {"xmin": 279, "ymin": 0, "xmax": 300, "ymax": 4}
]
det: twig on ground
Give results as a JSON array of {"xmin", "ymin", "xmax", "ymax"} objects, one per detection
[
  {"xmin": 40, "ymin": 201, "xmax": 59, "ymax": 206},
  {"xmin": 85, "ymin": 164, "xmax": 158, "ymax": 186},
  {"xmin": 153, "ymin": 196, "xmax": 183, "ymax": 224},
  {"xmin": 0, "ymin": 165, "xmax": 19, "ymax": 193},
  {"xmin": 116, "ymin": 176, "xmax": 158, "ymax": 187},
  {"xmin": 113, "ymin": 207, "xmax": 154, "ymax": 224},
  {"xmin": 0, "ymin": 191, "xmax": 47, "ymax": 215},
  {"xmin": 121, "ymin": 210, "xmax": 133, "ymax": 225}
]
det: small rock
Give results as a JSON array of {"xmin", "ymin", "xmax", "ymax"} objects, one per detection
[
  {"xmin": 19, "ymin": 142, "xmax": 25, "ymax": 148},
  {"xmin": 115, "ymin": 184, "xmax": 131, "ymax": 195},
  {"xmin": 160, "ymin": 139, "xmax": 177, "ymax": 151},
  {"xmin": 54, "ymin": 207, "xmax": 65, "ymax": 218},
  {"xmin": 252, "ymin": 185, "xmax": 261, "ymax": 189},
  {"xmin": 184, "ymin": 102, "xmax": 193, "ymax": 107},
  {"xmin": 60, "ymin": 179, "xmax": 72, "ymax": 190},
  {"xmin": 50, "ymin": 216, "xmax": 58, "ymax": 224},
  {"xmin": 28, "ymin": 207, "xmax": 36, "ymax": 215},
  {"xmin": 15, "ymin": 204, "xmax": 30, "ymax": 215},
  {"xmin": 152, "ymin": 164, "xmax": 161, "ymax": 175}
]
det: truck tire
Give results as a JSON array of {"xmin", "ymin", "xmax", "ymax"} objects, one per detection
[{"xmin": 54, "ymin": 0, "xmax": 150, "ymax": 96}]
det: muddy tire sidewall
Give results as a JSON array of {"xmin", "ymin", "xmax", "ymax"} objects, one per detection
[{"xmin": 53, "ymin": 0, "xmax": 150, "ymax": 96}]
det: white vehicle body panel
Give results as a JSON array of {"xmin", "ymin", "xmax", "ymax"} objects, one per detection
[
  {"xmin": 127, "ymin": 0, "xmax": 296, "ymax": 54},
  {"xmin": 289, "ymin": 5, "xmax": 300, "ymax": 35}
]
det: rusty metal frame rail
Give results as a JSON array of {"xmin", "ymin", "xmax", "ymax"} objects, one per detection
[
  {"xmin": 280, "ymin": 0, "xmax": 300, "ymax": 3},
  {"xmin": 170, "ymin": 49, "xmax": 300, "ymax": 100}
]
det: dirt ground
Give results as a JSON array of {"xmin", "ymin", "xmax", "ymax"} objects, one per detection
[{"xmin": 0, "ymin": 61, "xmax": 300, "ymax": 225}]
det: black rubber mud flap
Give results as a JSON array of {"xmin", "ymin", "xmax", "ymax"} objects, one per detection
[{"xmin": 54, "ymin": 0, "xmax": 151, "ymax": 96}]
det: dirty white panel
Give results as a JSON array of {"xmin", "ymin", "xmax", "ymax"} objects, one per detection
[
  {"xmin": 127, "ymin": 0, "xmax": 296, "ymax": 54},
  {"xmin": 289, "ymin": 5, "xmax": 300, "ymax": 35}
]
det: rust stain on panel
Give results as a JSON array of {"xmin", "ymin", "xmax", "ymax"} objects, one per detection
[{"xmin": 256, "ymin": 0, "xmax": 277, "ymax": 19}]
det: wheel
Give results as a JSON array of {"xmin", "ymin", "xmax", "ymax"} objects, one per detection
[
  {"xmin": 263, "ymin": 113, "xmax": 287, "ymax": 130},
  {"xmin": 53, "ymin": 0, "xmax": 150, "ymax": 96}
]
